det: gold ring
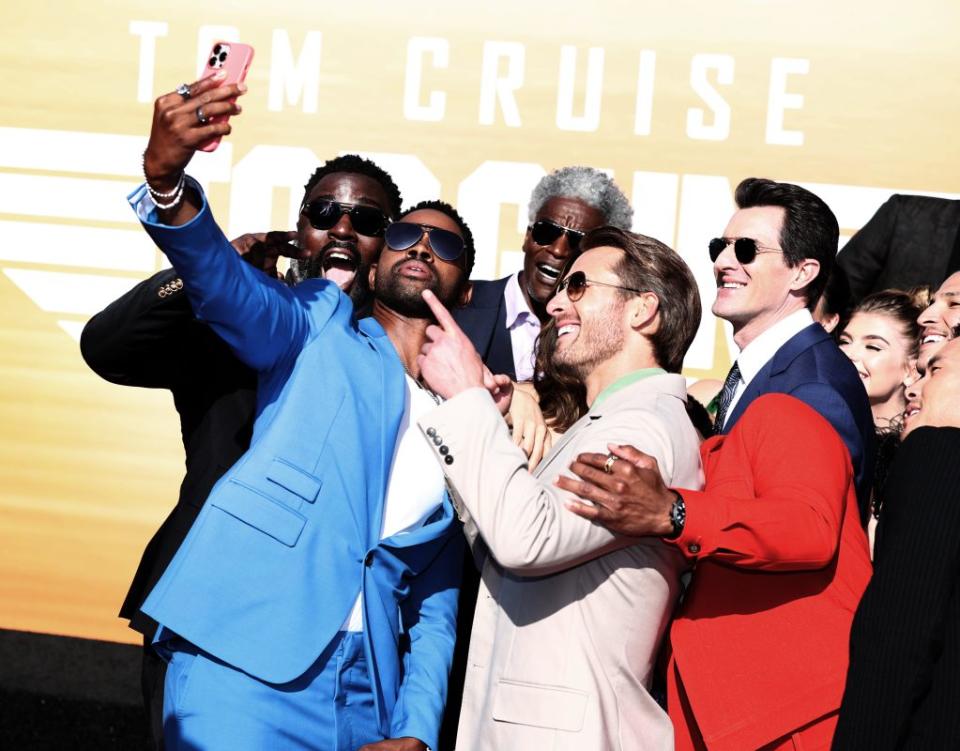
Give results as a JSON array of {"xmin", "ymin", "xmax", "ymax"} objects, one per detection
[{"xmin": 603, "ymin": 454, "xmax": 618, "ymax": 474}]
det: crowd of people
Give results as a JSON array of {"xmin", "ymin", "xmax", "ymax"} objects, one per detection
[{"xmin": 80, "ymin": 74, "xmax": 960, "ymax": 750}]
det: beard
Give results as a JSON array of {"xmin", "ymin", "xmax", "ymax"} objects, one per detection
[
  {"xmin": 374, "ymin": 261, "xmax": 460, "ymax": 319},
  {"xmin": 550, "ymin": 307, "xmax": 625, "ymax": 381}
]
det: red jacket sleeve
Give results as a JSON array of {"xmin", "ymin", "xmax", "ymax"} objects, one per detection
[{"xmin": 668, "ymin": 393, "xmax": 853, "ymax": 570}]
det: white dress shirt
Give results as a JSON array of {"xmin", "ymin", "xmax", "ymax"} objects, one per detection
[{"xmin": 503, "ymin": 272, "xmax": 541, "ymax": 382}]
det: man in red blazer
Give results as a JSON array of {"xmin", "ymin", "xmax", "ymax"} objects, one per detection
[
  {"xmin": 557, "ymin": 178, "xmax": 875, "ymax": 749},
  {"xmin": 560, "ymin": 393, "xmax": 872, "ymax": 749}
]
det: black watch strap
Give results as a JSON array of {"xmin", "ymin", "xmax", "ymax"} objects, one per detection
[{"xmin": 666, "ymin": 490, "xmax": 686, "ymax": 539}]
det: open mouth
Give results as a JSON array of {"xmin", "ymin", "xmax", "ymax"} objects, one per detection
[
  {"xmin": 536, "ymin": 262, "xmax": 562, "ymax": 283},
  {"xmin": 921, "ymin": 332, "xmax": 945, "ymax": 346},
  {"xmin": 717, "ymin": 279, "xmax": 746, "ymax": 289},
  {"xmin": 396, "ymin": 259, "xmax": 436, "ymax": 281},
  {"xmin": 904, "ymin": 404, "xmax": 921, "ymax": 420},
  {"xmin": 557, "ymin": 323, "xmax": 580, "ymax": 338},
  {"xmin": 321, "ymin": 245, "xmax": 360, "ymax": 289}
]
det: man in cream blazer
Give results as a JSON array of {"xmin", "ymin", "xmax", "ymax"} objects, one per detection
[{"xmin": 417, "ymin": 227, "xmax": 704, "ymax": 750}]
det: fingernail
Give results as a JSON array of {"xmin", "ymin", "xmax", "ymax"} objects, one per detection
[
  {"xmin": 214, "ymin": 70, "xmax": 227, "ymax": 80},
  {"xmin": 238, "ymin": 82, "xmax": 248, "ymax": 92},
  {"xmin": 236, "ymin": 104, "xmax": 242, "ymax": 113}
]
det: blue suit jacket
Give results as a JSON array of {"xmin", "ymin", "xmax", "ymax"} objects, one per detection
[
  {"xmin": 723, "ymin": 322, "xmax": 876, "ymax": 523},
  {"xmin": 131, "ymin": 184, "xmax": 463, "ymax": 749},
  {"xmin": 453, "ymin": 275, "xmax": 517, "ymax": 380}
]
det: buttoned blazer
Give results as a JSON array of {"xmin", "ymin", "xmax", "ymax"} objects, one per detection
[
  {"xmin": 132, "ymin": 186, "xmax": 463, "ymax": 749},
  {"xmin": 453, "ymin": 275, "xmax": 517, "ymax": 380},
  {"xmin": 667, "ymin": 394, "xmax": 872, "ymax": 751},
  {"xmin": 723, "ymin": 322, "xmax": 875, "ymax": 522},
  {"xmin": 836, "ymin": 194, "xmax": 960, "ymax": 303},
  {"xmin": 80, "ymin": 267, "xmax": 257, "ymax": 637},
  {"xmin": 419, "ymin": 376, "xmax": 703, "ymax": 751}
]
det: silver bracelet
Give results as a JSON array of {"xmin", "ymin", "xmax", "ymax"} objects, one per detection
[{"xmin": 141, "ymin": 151, "xmax": 184, "ymax": 201}]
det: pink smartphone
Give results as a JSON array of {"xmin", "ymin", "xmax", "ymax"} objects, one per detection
[{"xmin": 198, "ymin": 41, "xmax": 254, "ymax": 152}]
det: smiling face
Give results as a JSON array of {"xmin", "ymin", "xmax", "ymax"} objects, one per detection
[
  {"xmin": 917, "ymin": 272, "xmax": 960, "ymax": 369},
  {"xmin": 838, "ymin": 311, "xmax": 914, "ymax": 422},
  {"xmin": 522, "ymin": 196, "xmax": 607, "ymax": 312},
  {"xmin": 712, "ymin": 206, "xmax": 817, "ymax": 347},
  {"xmin": 903, "ymin": 337, "xmax": 960, "ymax": 438},
  {"xmin": 371, "ymin": 208, "xmax": 468, "ymax": 318},
  {"xmin": 296, "ymin": 172, "xmax": 390, "ymax": 299},
  {"xmin": 547, "ymin": 247, "xmax": 630, "ymax": 380}
]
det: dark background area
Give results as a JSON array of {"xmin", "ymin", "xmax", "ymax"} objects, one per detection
[{"xmin": 0, "ymin": 629, "xmax": 151, "ymax": 749}]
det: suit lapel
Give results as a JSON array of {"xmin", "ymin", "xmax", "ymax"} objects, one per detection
[
  {"xmin": 359, "ymin": 317, "xmax": 406, "ymax": 545},
  {"xmin": 723, "ymin": 323, "xmax": 826, "ymax": 431}
]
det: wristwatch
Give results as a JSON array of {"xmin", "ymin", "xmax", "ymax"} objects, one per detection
[{"xmin": 666, "ymin": 490, "xmax": 686, "ymax": 539}]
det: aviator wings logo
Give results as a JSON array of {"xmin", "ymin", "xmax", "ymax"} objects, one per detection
[{"xmin": 0, "ymin": 127, "xmax": 231, "ymax": 341}]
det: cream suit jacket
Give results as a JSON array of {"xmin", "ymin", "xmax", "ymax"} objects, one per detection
[{"xmin": 418, "ymin": 374, "xmax": 704, "ymax": 751}]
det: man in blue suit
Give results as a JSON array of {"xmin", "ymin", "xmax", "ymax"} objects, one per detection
[
  {"xmin": 131, "ymin": 75, "xmax": 482, "ymax": 751},
  {"xmin": 709, "ymin": 177, "xmax": 875, "ymax": 520}
]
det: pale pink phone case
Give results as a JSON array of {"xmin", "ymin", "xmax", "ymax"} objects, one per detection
[{"xmin": 198, "ymin": 41, "xmax": 254, "ymax": 152}]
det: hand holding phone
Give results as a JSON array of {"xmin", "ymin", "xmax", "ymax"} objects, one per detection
[{"xmin": 197, "ymin": 42, "xmax": 254, "ymax": 152}]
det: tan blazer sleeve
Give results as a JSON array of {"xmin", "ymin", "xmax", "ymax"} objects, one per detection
[{"xmin": 418, "ymin": 387, "xmax": 684, "ymax": 576}]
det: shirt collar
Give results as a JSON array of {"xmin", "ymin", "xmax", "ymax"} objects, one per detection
[
  {"xmin": 736, "ymin": 308, "xmax": 813, "ymax": 385},
  {"xmin": 503, "ymin": 272, "xmax": 538, "ymax": 329},
  {"xmin": 592, "ymin": 367, "xmax": 668, "ymax": 407}
]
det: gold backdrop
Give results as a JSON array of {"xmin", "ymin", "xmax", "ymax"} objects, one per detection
[{"xmin": 2, "ymin": 0, "xmax": 959, "ymax": 644}]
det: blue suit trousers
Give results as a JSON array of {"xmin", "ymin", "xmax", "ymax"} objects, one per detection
[{"xmin": 162, "ymin": 632, "xmax": 381, "ymax": 750}]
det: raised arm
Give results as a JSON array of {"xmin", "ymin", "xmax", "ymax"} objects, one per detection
[{"xmin": 131, "ymin": 77, "xmax": 335, "ymax": 372}]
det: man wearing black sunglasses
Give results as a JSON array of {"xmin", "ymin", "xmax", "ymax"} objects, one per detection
[
  {"xmin": 83, "ymin": 142, "xmax": 403, "ymax": 751},
  {"xmin": 121, "ymin": 77, "xmax": 485, "ymax": 751},
  {"xmin": 454, "ymin": 166, "xmax": 632, "ymax": 382}
]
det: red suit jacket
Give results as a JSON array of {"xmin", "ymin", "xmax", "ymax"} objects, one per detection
[{"xmin": 666, "ymin": 393, "xmax": 872, "ymax": 750}]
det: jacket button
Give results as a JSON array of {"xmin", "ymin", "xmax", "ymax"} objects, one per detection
[
  {"xmin": 364, "ymin": 552, "xmax": 374, "ymax": 566},
  {"xmin": 433, "ymin": 435, "xmax": 443, "ymax": 446},
  {"xmin": 444, "ymin": 455, "xmax": 454, "ymax": 466},
  {"xmin": 688, "ymin": 543, "xmax": 700, "ymax": 554},
  {"xmin": 426, "ymin": 427, "xmax": 436, "ymax": 437},
  {"xmin": 439, "ymin": 445, "xmax": 449, "ymax": 455}
]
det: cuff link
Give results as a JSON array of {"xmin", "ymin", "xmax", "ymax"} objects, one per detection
[{"xmin": 157, "ymin": 278, "xmax": 183, "ymax": 298}]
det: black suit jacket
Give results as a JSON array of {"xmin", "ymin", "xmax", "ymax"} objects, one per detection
[
  {"xmin": 833, "ymin": 427, "xmax": 960, "ymax": 750},
  {"xmin": 80, "ymin": 268, "xmax": 256, "ymax": 637},
  {"xmin": 453, "ymin": 275, "xmax": 518, "ymax": 380},
  {"xmin": 837, "ymin": 194, "xmax": 960, "ymax": 303}
]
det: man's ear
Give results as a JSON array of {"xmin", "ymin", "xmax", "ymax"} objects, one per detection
[
  {"xmin": 819, "ymin": 312, "xmax": 840, "ymax": 334},
  {"xmin": 630, "ymin": 291, "xmax": 660, "ymax": 333},
  {"xmin": 790, "ymin": 259, "xmax": 821, "ymax": 293},
  {"xmin": 368, "ymin": 263, "xmax": 378, "ymax": 291},
  {"xmin": 455, "ymin": 279, "xmax": 473, "ymax": 309}
]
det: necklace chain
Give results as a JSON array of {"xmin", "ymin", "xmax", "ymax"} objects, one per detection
[{"xmin": 402, "ymin": 364, "xmax": 441, "ymax": 405}]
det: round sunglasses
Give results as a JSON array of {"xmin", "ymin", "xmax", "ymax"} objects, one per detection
[
  {"xmin": 556, "ymin": 270, "xmax": 645, "ymax": 302},
  {"xmin": 302, "ymin": 199, "xmax": 388, "ymax": 237},
  {"xmin": 530, "ymin": 219, "xmax": 586, "ymax": 253},
  {"xmin": 708, "ymin": 237, "xmax": 783, "ymax": 264},
  {"xmin": 385, "ymin": 222, "xmax": 466, "ymax": 262}
]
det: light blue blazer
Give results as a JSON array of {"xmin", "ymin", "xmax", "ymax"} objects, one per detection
[{"xmin": 131, "ymin": 183, "xmax": 463, "ymax": 749}]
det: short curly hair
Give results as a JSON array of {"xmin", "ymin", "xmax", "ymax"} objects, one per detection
[
  {"xmin": 301, "ymin": 154, "xmax": 402, "ymax": 219},
  {"xmin": 402, "ymin": 199, "xmax": 476, "ymax": 277},
  {"xmin": 528, "ymin": 166, "xmax": 633, "ymax": 230}
]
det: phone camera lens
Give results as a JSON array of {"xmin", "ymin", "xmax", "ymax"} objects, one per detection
[
  {"xmin": 213, "ymin": 44, "xmax": 222, "ymax": 54},
  {"xmin": 218, "ymin": 52, "xmax": 228, "ymax": 62},
  {"xmin": 209, "ymin": 56, "xmax": 217, "ymax": 67}
]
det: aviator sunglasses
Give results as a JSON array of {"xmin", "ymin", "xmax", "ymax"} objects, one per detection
[
  {"xmin": 384, "ymin": 222, "xmax": 466, "ymax": 262},
  {"xmin": 709, "ymin": 237, "xmax": 783, "ymax": 264},
  {"xmin": 302, "ymin": 200, "xmax": 388, "ymax": 237},
  {"xmin": 530, "ymin": 219, "xmax": 586, "ymax": 253},
  {"xmin": 556, "ymin": 270, "xmax": 645, "ymax": 302}
]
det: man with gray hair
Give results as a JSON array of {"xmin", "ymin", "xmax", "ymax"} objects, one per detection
[{"xmin": 454, "ymin": 165, "xmax": 633, "ymax": 382}]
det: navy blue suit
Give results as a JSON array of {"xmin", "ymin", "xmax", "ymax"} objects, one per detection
[
  {"xmin": 722, "ymin": 323, "xmax": 875, "ymax": 523},
  {"xmin": 454, "ymin": 275, "xmax": 517, "ymax": 380}
]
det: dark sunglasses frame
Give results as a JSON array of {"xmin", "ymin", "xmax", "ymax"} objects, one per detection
[
  {"xmin": 530, "ymin": 219, "xmax": 586, "ymax": 253},
  {"xmin": 556, "ymin": 270, "xmax": 645, "ymax": 302},
  {"xmin": 708, "ymin": 236, "xmax": 783, "ymax": 264},
  {"xmin": 384, "ymin": 222, "xmax": 466, "ymax": 262},
  {"xmin": 302, "ymin": 199, "xmax": 388, "ymax": 237}
]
